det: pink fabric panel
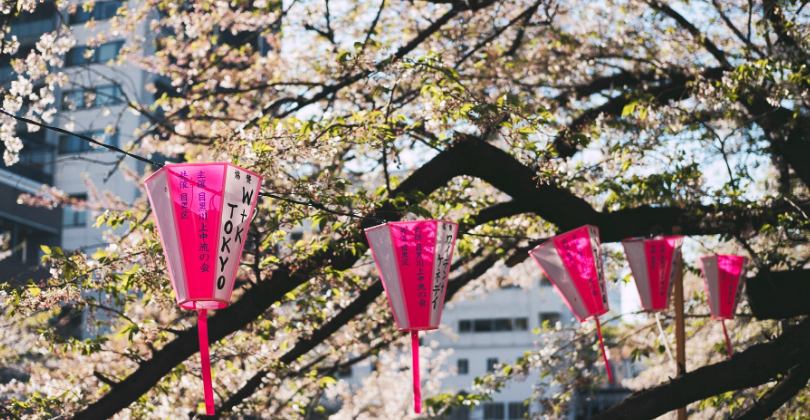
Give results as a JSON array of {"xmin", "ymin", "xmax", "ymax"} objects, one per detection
[
  {"xmin": 644, "ymin": 238, "xmax": 679, "ymax": 310},
  {"xmin": 144, "ymin": 169, "xmax": 188, "ymax": 304},
  {"xmin": 365, "ymin": 224, "xmax": 408, "ymax": 329},
  {"xmin": 529, "ymin": 241, "xmax": 591, "ymax": 321},
  {"xmin": 664, "ymin": 237, "xmax": 683, "ymax": 310},
  {"xmin": 389, "ymin": 221, "xmax": 437, "ymax": 330},
  {"xmin": 587, "ymin": 226, "xmax": 609, "ymax": 314},
  {"xmin": 699, "ymin": 256, "xmax": 721, "ymax": 318},
  {"xmin": 428, "ymin": 221, "xmax": 458, "ymax": 327},
  {"xmin": 212, "ymin": 165, "xmax": 263, "ymax": 303},
  {"xmin": 716, "ymin": 255, "xmax": 747, "ymax": 319},
  {"xmin": 623, "ymin": 239, "xmax": 653, "ymax": 311},
  {"xmin": 167, "ymin": 164, "xmax": 225, "ymax": 306},
  {"xmin": 552, "ymin": 226, "xmax": 604, "ymax": 317}
]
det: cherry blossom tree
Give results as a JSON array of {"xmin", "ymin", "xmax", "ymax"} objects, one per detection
[{"xmin": 2, "ymin": 0, "xmax": 810, "ymax": 418}]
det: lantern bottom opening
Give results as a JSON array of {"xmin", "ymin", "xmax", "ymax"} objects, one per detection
[
  {"xmin": 179, "ymin": 298, "xmax": 229, "ymax": 310},
  {"xmin": 398, "ymin": 326, "xmax": 439, "ymax": 333},
  {"xmin": 576, "ymin": 308, "xmax": 610, "ymax": 323}
]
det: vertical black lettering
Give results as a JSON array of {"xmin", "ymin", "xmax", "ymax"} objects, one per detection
[
  {"xmin": 224, "ymin": 220, "xmax": 233, "ymax": 234},
  {"xmin": 242, "ymin": 186, "xmax": 254, "ymax": 204},
  {"xmin": 227, "ymin": 203, "xmax": 238, "ymax": 218},
  {"xmin": 219, "ymin": 255, "xmax": 228, "ymax": 272},
  {"xmin": 217, "ymin": 276, "xmax": 226, "ymax": 289},
  {"xmin": 220, "ymin": 237, "xmax": 231, "ymax": 253},
  {"xmin": 235, "ymin": 226, "xmax": 244, "ymax": 244}
]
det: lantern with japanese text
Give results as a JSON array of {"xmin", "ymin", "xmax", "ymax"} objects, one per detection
[
  {"xmin": 365, "ymin": 220, "xmax": 459, "ymax": 413},
  {"xmin": 144, "ymin": 162, "xmax": 263, "ymax": 415},
  {"xmin": 699, "ymin": 254, "xmax": 749, "ymax": 356},
  {"xmin": 622, "ymin": 236, "xmax": 684, "ymax": 365},
  {"xmin": 528, "ymin": 225, "xmax": 614, "ymax": 383},
  {"xmin": 621, "ymin": 236, "xmax": 684, "ymax": 312}
]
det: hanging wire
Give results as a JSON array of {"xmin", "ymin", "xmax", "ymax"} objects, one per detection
[{"xmin": 0, "ymin": 108, "xmax": 547, "ymax": 242}]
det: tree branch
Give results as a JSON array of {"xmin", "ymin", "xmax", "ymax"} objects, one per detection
[
  {"xmin": 731, "ymin": 361, "xmax": 810, "ymax": 420},
  {"xmin": 589, "ymin": 317, "xmax": 810, "ymax": 420},
  {"xmin": 71, "ymin": 136, "xmax": 806, "ymax": 420}
]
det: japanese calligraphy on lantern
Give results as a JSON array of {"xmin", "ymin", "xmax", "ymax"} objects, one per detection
[
  {"xmin": 212, "ymin": 166, "xmax": 261, "ymax": 302},
  {"xmin": 528, "ymin": 225, "xmax": 609, "ymax": 322},
  {"xmin": 144, "ymin": 163, "xmax": 262, "ymax": 310},
  {"xmin": 622, "ymin": 236, "xmax": 683, "ymax": 311},
  {"xmin": 170, "ymin": 165, "xmax": 223, "ymax": 304},
  {"xmin": 700, "ymin": 254, "xmax": 748, "ymax": 320},
  {"xmin": 365, "ymin": 220, "xmax": 458, "ymax": 331}
]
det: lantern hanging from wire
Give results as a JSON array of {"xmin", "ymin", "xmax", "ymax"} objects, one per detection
[
  {"xmin": 365, "ymin": 220, "xmax": 459, "ymax": 413},
  {"xmin": 528, "ymin": 225, "xmax": 614, "ymax": 383},
  {"xmin": 699, "ymin": 254, "xmax": 749, "ymax": 357},
  {"xmin": 621, "ymin": 236, "xmax": 684, "ymax": 365},
  {"xmin": 145, "ymin": 162, "xmax": 263, "ymax": 415}
]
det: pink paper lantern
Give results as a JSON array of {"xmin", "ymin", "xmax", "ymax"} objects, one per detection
[
  {"xmin": 365, "ymin": 220, "xmax": 459, "ymax": 413},
  {"xmin": 699, "ymin": 254, "xmax": 749, "ymax": 356},
  {"xmin": 621, "ymin": 236, "xmax": 683, "ymax": 311},
  {"xmin": 144, "ymin": 162, "xmax": 262, "ymax": 415},
  {"xmin": 528, "ymin": 225, "xmax": 614, "ymax": 383}
]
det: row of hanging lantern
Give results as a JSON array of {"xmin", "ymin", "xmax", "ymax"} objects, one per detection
[{"xmin": 143, "ymin": 163, "xmax": 750, "ymax": 415}]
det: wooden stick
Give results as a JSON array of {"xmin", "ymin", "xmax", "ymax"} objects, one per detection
[{"xmin": 674, "ymin": 257, "xmax": 687, "ymax": 420}]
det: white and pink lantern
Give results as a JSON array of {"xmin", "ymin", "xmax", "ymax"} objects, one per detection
[
  {"xmin": 528, "ymin": 225, "xmax": 614, "ymax": 383},
  {"xmin": 621, "ymin": 236, "xmax": 684, "ymax": 312},
  {"xmin": 699, "ymin": 255, "xmax": 749, "ymax": 356},
  {"xmin": 365, "ymin": 220, "xmax": 459, "ymax": 413},
  {"xmin": 145, "ymin": 162, "xmax": 262, "ymax": 415}
]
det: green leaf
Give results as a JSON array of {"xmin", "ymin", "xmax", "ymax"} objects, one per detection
[
  {"xmin": 40, "ymin": 245, "xmax": 51, "ymax": 255},
  {"xmin": 337, "ymin": 51, "xmax": 352, "ymax": 64},
  {"xmin": 319, "ymin": 376, "xmax": 337, "ymax": 388},
  {"xmin": 622, "ymin": 101, "xmax": 637, "ymax": 117}
]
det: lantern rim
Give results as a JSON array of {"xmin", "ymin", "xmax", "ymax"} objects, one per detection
[
  {"xmin": 178, "ymin": 298, "xmax": 230, "ymax": 310},
  {"xmin": 528, "ymin": 224, "xmax": 601, "ymax": 253},
  {"xmin": 365, "ymin": 220, "xmax": 460, "ymax": 230},
  {"xmin": 578, "ymin": 308, "xmax": 609, "ymax": 323},
  {"xmin": 398, "ymin": 326, "xmax": 439, "ymax": 332},
  {"xmin": 620, "ymin": 235, "xmax": 684, "ymax": 244},
  {"xmin": 143, "ymin": 162, "xmax": 264, "ymax": 185}
]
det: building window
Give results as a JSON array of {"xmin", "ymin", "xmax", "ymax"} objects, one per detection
[
  {"xmin": 483, "ymin": 402, "xmax": 505, "ymax": 420},
  {"xmin": 494, "ymin": 318, "xmax": 512, "ymax": 331},
  {"xmin": 508, "ymin": 402, "xmax": 528, "ymax": 419},
  {"xmin": 459, "ymin": 318, "xmax": 529, "ymax": 333},
  {"xmin": 474, "ymin": 319, "xmax": 493, "ymax": 332},
  {"xmin": 62, "ymin": 195, "xmax": 88, "ymax": 227},
  {"xmin": 336, "ymin": 365, "xmax": 352, "ymax": 378},
  {"xmin": 539, "ymin": 312, "xmax": 561, "ymax": 327},
  {"xmin": 457, "ymin": 358, "xmax": 468, "ymax": 375},
  {"xmin": 59, "ymin": 131, "xmax": 118, "ymax": 154},
  {"xmin": 486, "ymin": 358, "xmax": 498, "ymax": 372},
  {"xmin": 70, "ymin": 1, "xmax": 124, "ymax": 24},
  {"xmin": 65, "ymin": 41, "xmax": 124, "ymax": 67},
  {"xmin": 61, "ymin": 85, "xmax": 123, "ymax": 110}
]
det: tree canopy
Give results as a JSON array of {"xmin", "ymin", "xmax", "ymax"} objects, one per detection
[{"xmin": 2, "ymin": 0, "xmax": 810, "ymax": 418}]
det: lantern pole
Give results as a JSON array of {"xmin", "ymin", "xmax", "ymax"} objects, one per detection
[
  {"xmin": 198, "ymin": 309, "xmax": 215, "ymax": 415},
  {"xmin": 411, "ymin": 331, "xmax": 422, "ymax": 414},
  {"xmin": 674, "ymin": 257, "xmax": 687, "ymax": 420}
]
